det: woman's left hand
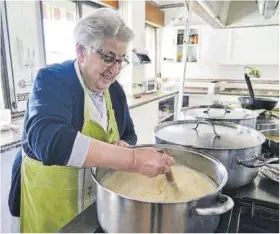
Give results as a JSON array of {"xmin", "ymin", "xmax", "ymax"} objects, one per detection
[{"xmin": 113, "ymin": 140, "xmax": 129, "ymax": 147}]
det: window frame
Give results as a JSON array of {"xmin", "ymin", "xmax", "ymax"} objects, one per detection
[
  {"xmin": 145, "ymin": 22, "xmax": 159, "ymax": 77},
  {"xmin": 39, "ymin": 0, "xmax": 104, "ymax": 66}
]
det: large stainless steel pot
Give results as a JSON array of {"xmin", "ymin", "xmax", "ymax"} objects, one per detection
[
  {"xmin": 154, "ymin": 120, "xmax": 279, "ymax": 189},
  {"xmin": 91, "ymin": 144, "xmax": 234, "ymax": 233},
  {"xmin": 179, "ymin": 104, "xmax": 259, "ymax": 129}
]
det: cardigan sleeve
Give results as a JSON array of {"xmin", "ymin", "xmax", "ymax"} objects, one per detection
[{"xmin": 26, "ymin": 69, "xmax": 83, "ymax": 166}]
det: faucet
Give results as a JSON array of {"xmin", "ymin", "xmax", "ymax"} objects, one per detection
[{"xmin": 244, "ymin": 66, "xmax": 261, "ymax": 78}]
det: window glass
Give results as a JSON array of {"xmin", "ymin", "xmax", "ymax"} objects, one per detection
[{"xmin": 42, "ymin": 1, "xmax": 78, "ymax": 64}]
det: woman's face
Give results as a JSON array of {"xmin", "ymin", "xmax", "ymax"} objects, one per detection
[{"xmin": 77, "ymin": 37, "xmax": 128, "ymax": 92}]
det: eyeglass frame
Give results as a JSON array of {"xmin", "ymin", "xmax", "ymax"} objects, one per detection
[{"xmin": 88, "ymin": 46, "xmax": 130, "ymax": 69}]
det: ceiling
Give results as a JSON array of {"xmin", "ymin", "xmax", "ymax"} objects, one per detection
[{"xmin": 149, "ymin": 0, "xmax": 184, "ymax": 8}]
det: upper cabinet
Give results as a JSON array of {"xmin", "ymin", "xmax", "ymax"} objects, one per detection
[
  {"xmin": 222, "ymin": 26, "xmax": 279, "ymax": 65},
  {"xmin": 161, "ymin": 27, "xmax": 176, "ymax": 62}
]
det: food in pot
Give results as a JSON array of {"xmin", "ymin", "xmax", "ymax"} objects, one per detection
[
  {"xmin": 267, "ymin": 135, "xmax": 279, "ymax": 142},
  {"xmin": 102, "ymin": 165, "xmax": 217, "ymax": 202}
]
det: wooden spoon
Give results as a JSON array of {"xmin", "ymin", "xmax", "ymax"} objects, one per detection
[{"xmin": 157, "ymin": 149, "xmax": 180, "ymax": 191}]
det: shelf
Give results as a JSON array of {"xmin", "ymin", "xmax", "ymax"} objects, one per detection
[{"xmin": 177, "ymin": 44, "xmax": 198, "ymax": 47}]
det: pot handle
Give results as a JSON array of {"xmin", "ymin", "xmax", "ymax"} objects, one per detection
[
  {"xmin": 195, "ymin": 194, "xmax": 234, "ymax": 216},
  {"xmin": 237, "ymin": 157, "xmax": 279, "ymax": 168},
  {"xmin": 203, "ymin": 104, "xmax": 231, "ymax": 116},
  {"xmin": 193, "ymin": 120, "xmax": 220, "ymax": 138}
]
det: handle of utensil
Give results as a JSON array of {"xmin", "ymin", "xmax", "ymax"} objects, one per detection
[
  {"xmin": 193, "ymin": 120, "xmax": 220, "ymax": 138},
  {"xmin": 203, "ymin": 104, "xmax": 231, "ymax": 115},
  {"xmin": 195, "ymin": 194, "xmax": 234, "ymax": 216},
  {"xmin": 90, "ymin": 167, "xmax": 97, "ymax": 178},
  {"xmin": 237, "ymin": 157, "xmax": 279, "ymax": 168}
]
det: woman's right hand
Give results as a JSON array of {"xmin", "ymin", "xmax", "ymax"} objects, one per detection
[{"xmin": 132, "ymin": 147, "xmax": 175, "ymax": 177}]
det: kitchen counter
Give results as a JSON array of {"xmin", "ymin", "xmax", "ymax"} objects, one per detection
[
  {"xmin": 59, "ymin": 173, "xmax": 279, "ymax": 233},
  {"xmin": 1, "ymin": 118, "xmax": 24, "ymax": 153},
  {"xmin": 127, "ymin": 90, "xmax": 178, "ymax": 109},
  {"xmin": 0, "ymin": 91, "xmax": 178, "ymax": 153},
  {"xmin": 183, "ymin": 87, "xmax": 279, "ymax": 98}
]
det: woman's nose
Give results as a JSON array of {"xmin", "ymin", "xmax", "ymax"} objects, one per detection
[{"xmin": 107, "ymin": 62, "xmax": 120, "ymax": 75}]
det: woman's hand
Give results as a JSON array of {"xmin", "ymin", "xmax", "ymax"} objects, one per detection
[
  {"xmin": 84, "ymin": 140, "xmax": 174, "ymax": 178},
  {"xmin": 113, "ymin": 140, "xmax": 129, "ymax": 147},
  {"xmin": 132, "ymin": 147, "xmax": 175, "ymax": 177}
]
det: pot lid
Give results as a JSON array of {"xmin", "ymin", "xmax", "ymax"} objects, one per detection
[
  {"xmin": 180, "ymin": 105, "xmax": 258, "ymax": 121},
  {"xmin": 154, "ymin": 120, "xmax": 266, "ymax": 150}
]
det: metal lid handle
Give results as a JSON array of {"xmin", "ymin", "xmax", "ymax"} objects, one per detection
[
  {"xmin": 203, "ymin": 104, "xmax": 231, "ymax": 116},
  {"xmin": 193, "ymin": 120, "xmax": 220, "ymax": 138}
]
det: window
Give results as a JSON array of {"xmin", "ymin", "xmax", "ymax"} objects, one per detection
[
  {"xmin": 145, "ymin": 24, "xmax": 156, "ymax": 78},
  {"xmin": 81, "ymin": 4, "xmax": 99, "ymax": 17},
  {"xmin": 42, "ymin": 1, "xmax": 78, "ymax": 65},
  {"xmin": 41, "ymin": 1, "xmax": 102, "ymax": 65}
]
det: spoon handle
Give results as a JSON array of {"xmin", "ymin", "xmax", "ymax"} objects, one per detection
[{"xmin": 165, "ymin": 170, "xmax": 175, "ymax": 183}]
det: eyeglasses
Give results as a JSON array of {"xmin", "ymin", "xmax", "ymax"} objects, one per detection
[{"xmin": 90, "ymin": 46, "xmax": 129, "ymax": 69}]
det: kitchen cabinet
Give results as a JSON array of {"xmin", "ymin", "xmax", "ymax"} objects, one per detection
[
  {"xmin": 1, "ymin": 147, "xmax": 19, "ymax": 233},
  {"xmin": 161, "ymin": 26, "xmax": 201, "ymax": 63},
  {"xmin": 130, "ymin": 100, "xmax": 159, "ymax": 144},
  {"xmin": 161, "ymin": 27, "xmax": 176, "ymax": 61},
  {"xmin": 129, "ymin": 95, "xmax": 177, "ymax": 144},
  {"xmin": 199, "ymin": 27, "xmax": 229, "ymax": 64},
  {"xmin": 222, "ymin": 26, "xmax": 279, "ymax": 65}
]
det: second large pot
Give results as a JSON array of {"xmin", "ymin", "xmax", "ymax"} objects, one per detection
[
  {"xmin": 178, "ymin": 104, "xmax": 259, "ymax": 129},
  {"xmin": 154, "ymin": 120, "xmax": 278, "ymax": 189}
]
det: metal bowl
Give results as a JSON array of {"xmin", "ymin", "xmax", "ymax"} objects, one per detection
[{"xmin": 238, "ymin": 96, "xmax": 278, "ymax": 110}]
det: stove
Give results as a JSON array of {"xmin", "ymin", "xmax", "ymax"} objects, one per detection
[
  {"xmin": 59, "ymin": 174, "xmax": 279, "ymax": 233},
  {"xmin": 216, "ymin": 198, "xmax": 279, "ymax": 233}
]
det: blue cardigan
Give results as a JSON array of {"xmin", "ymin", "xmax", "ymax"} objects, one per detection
[{"xmin": 9, "ymin": 60, "xmax": 137, "ymax": 216}]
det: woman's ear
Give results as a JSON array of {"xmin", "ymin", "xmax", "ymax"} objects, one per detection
[{"xmin": 76, "ymin": 44, "xmax": 85, "ymax": 63}]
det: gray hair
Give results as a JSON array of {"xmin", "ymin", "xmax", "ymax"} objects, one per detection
[{"xmin": 73, "ymin": 8, "xmax": 134, "ymax": 50}]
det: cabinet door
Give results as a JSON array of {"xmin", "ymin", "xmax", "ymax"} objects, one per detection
[
  {"xmin": 161, "ymin": 27, "xmax": 176, "ymax": 61},
  {"xmin": 227, "ymin": 26, "xmax": 279, "ymax": 65},
  {"xmin": 130, "ymin": 101, "xmax": 159, "ymax": 145}
]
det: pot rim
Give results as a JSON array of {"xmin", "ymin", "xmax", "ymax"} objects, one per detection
[
  {"xmin": 260, "ymin": 128, "xmax": 279, "ymax": 143},
  {"xmin": 180, "ymin": 105, "xmax": 259, "ymax": 121},
  {"xmin": 154, "ymin": 120, "xmax": 266, "ymax": 150},
  {"xmin": 92, "ymin": 144, "xmax": 228, "ymax": 205}
]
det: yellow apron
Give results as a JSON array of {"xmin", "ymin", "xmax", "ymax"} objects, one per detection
[{"xmin": 20, "ymin": 85, "xmax": 120, "ymax": 232}]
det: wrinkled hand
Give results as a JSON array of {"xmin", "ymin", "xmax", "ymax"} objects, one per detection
[
  {"xmin": 132, "ymin": 147, "xmax": 175, "ymax": 177},
  {"xmin": 113, "ymin": 140, "xmax": 129, "ymax": 147}
]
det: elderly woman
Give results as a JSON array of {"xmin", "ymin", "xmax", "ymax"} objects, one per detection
[{"xmin": 8, "ymin": 8, "xmax": 174, "ymax": 233}]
